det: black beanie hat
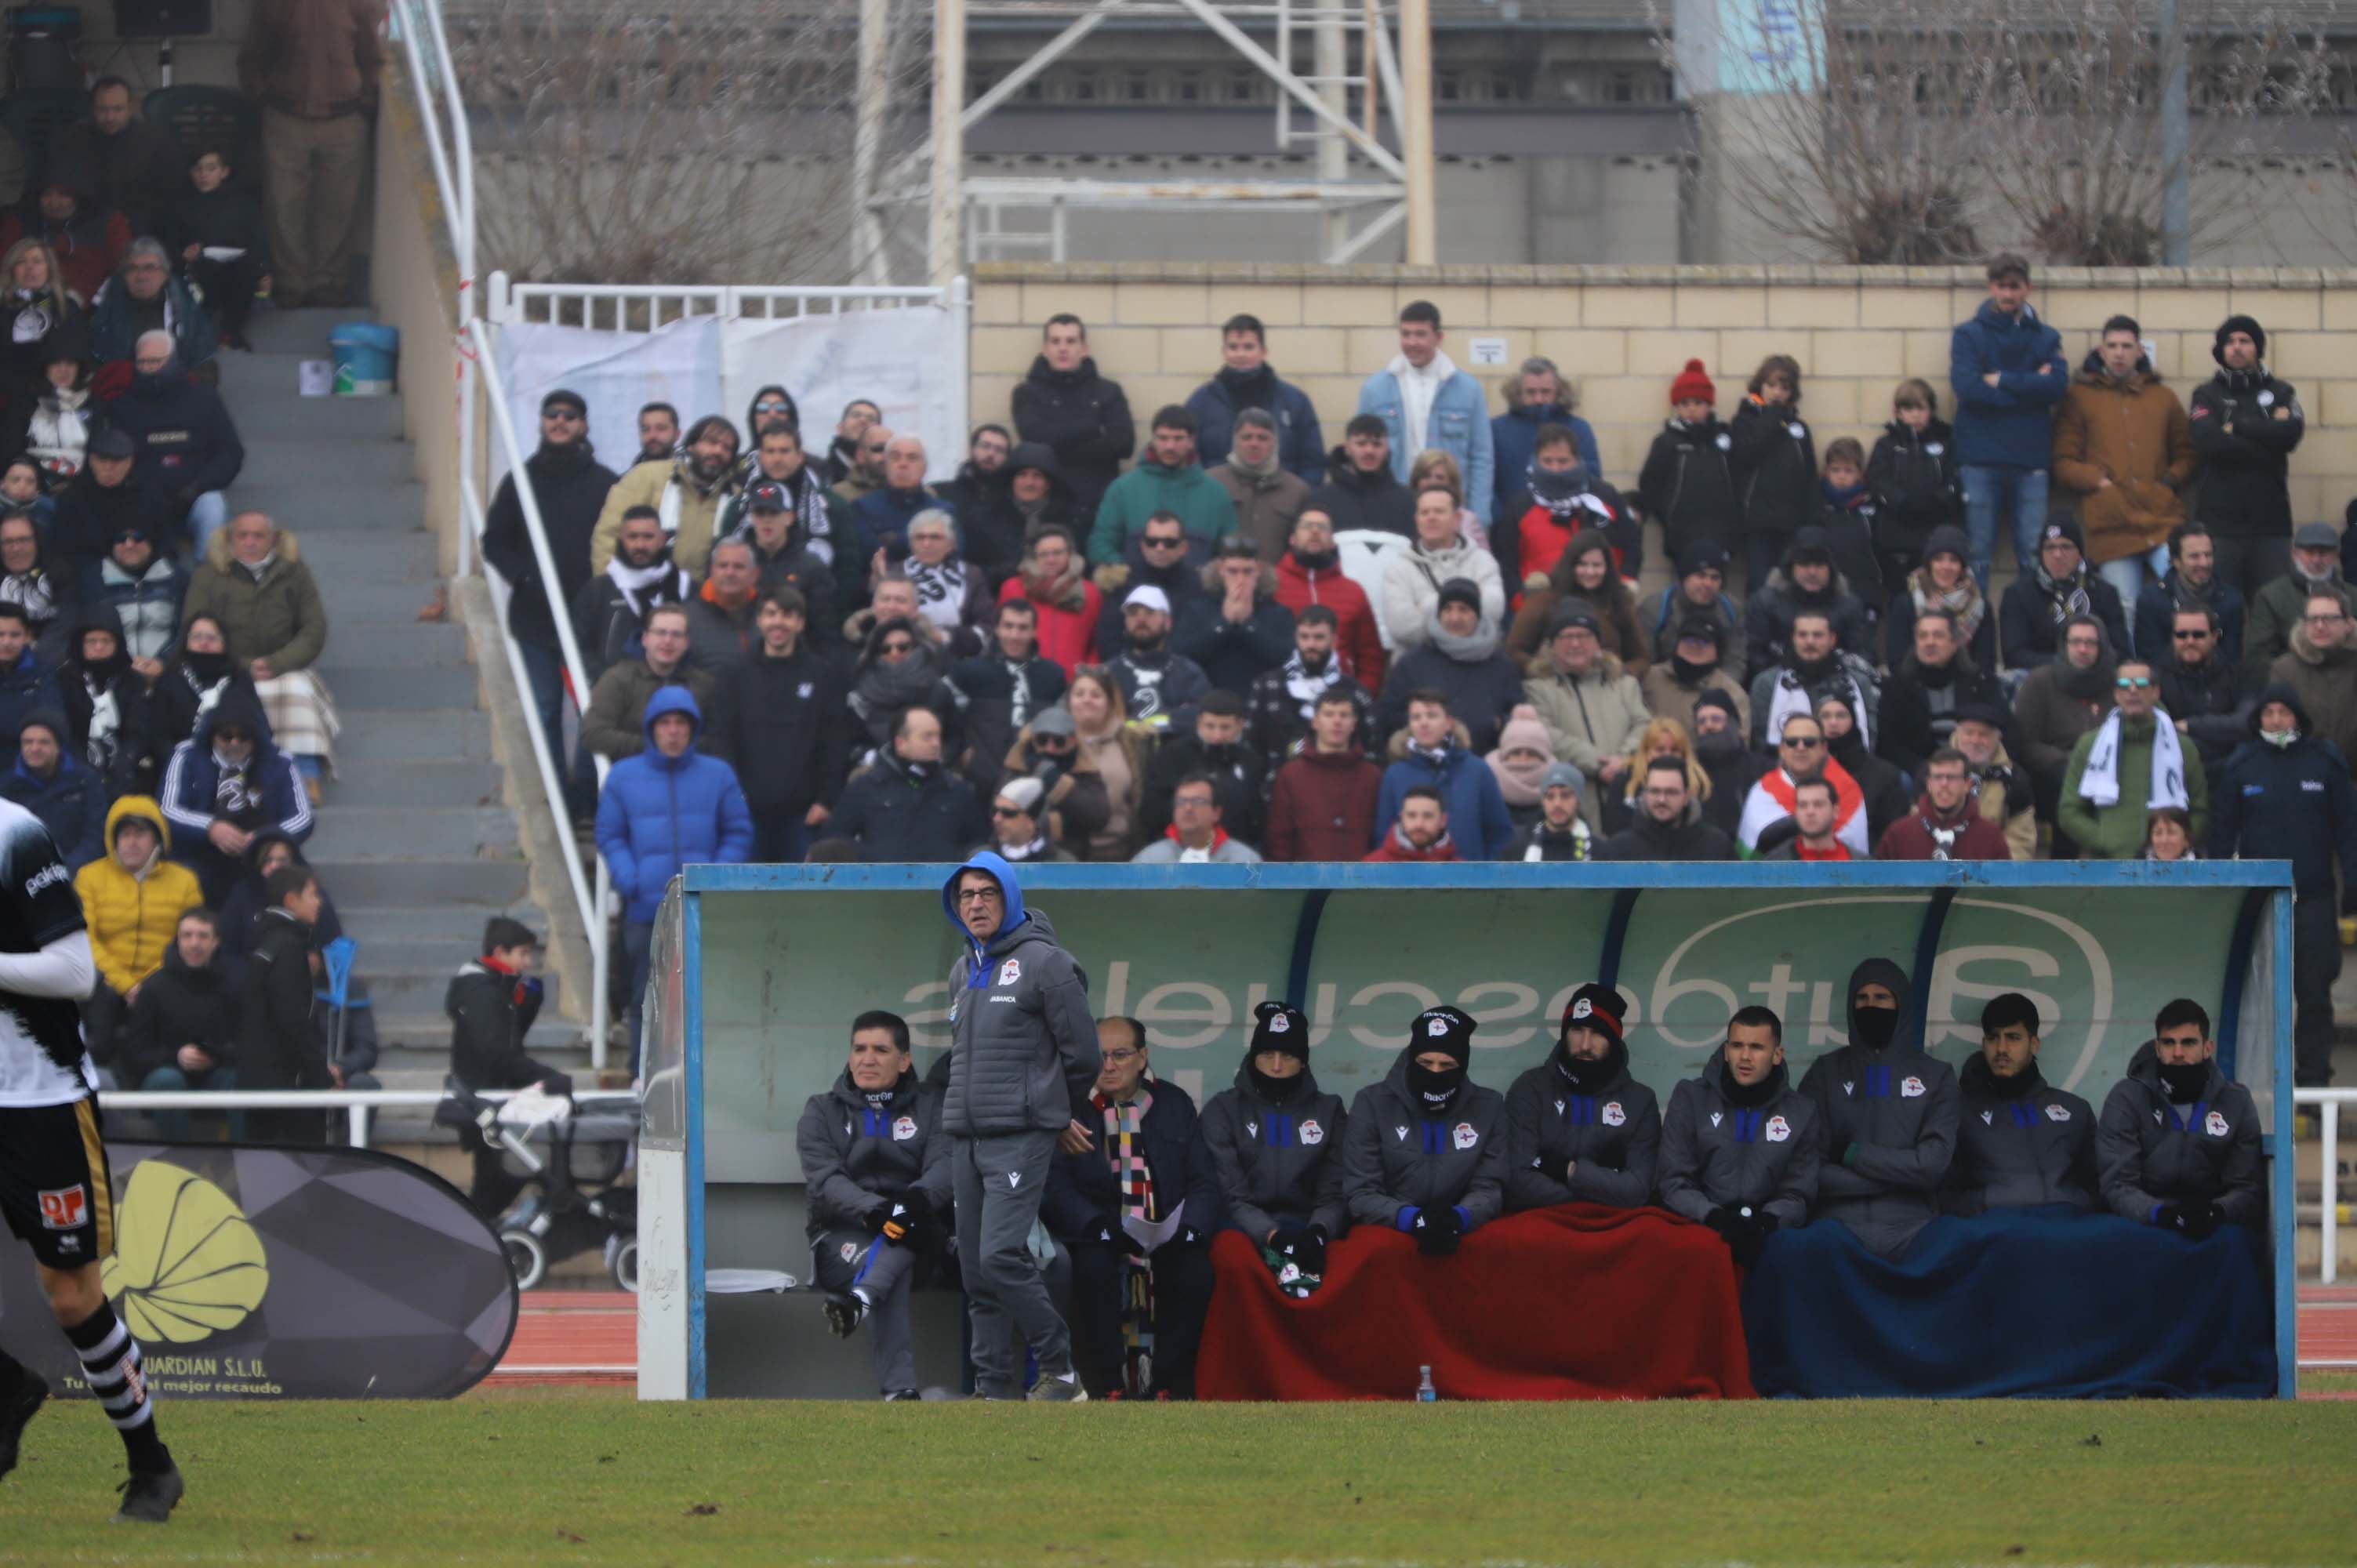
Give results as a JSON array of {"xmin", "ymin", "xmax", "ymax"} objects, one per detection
[
  {"xmin": 1560, "ymin": 982, "xmax": 1625, "ymax": 1047},
  {"xmin": 2214, "ymin": 315, "xmax": 2265, "ymax": 365},
  {"xmin": 1249, "ymin": 999, "xmax": 1309, "ymax": 1062},
  {"xmin": 541, "ymin": 387, "xmax": 588, "ymax": 418},
  {"xmin": 1411, "ymin": 1004, "xmax": 1476, "ymax": 1063},
  {"xmin": 1980, "ymin": 991, "xmax": 2042, "ymax": 1037}
]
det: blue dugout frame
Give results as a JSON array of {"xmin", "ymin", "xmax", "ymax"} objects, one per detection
[{"xmin": 671, "ymin": 858, "xmax": 2299, "ymax": 1400}]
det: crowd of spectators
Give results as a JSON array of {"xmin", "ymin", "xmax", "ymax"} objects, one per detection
[{"xmin": 492, "ymin": 251, "xmax": 2349, "ymax": 1085}]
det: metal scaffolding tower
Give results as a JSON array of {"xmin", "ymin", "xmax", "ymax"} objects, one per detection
[{"xmin": 857, "ymin": 0, "xmax": 1437, "ymax": 284}]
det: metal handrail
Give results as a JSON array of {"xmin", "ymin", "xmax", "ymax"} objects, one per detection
[
  {"xmin": 104, "ymin": 1087, "xmax": 638, "ymax": 1151},
  {"xmin": 2295, "ymin": 1089, "xmax": 2356, "ymax": 1285}
]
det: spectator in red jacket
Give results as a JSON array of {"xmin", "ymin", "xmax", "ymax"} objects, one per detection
[
  {"xmin": 1266, "ymin": 688, "xmax": 1382, "ymax": 861},
  {"xmin": 997, "ymin": 524, "xmax": 1099, "ymax": 677},
  {"xmin": 1874, "ymin": 747, "xmax": 2014, "ymax": 861},
  {"xmin": 1273, "ymin": 506, "xmax": 1385, "ymax": 689},
  {"xmin": 1364, "ymin": 782, "xmax": 1461, "ymax": 862}
]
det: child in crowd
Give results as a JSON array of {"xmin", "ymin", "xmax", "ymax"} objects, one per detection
[
  {"xmin": 1728, "ymin": 354, "xmax": 1816, "ymax": 593},
  {"xmin": 162, "ymin": 147, "xmax": 270, "ymax": 351},
  {"xmin": 1636, "ymin": 358, "xmax": 1738, "ymax": 572},
  {"xmin": 1865, "ymin": 378, "xmax": 1964, "ymax": 590},
  {"xmin": 1816, "ymin": 437, "xmax": 1883, "ymax": 619}
]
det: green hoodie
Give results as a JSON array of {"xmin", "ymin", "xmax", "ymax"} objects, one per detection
[
  {"xmin": 2057, "ymin": 711, "xmax": 2209, "ymax": 859},
  {"xmin": 1087, "ymin": 459, "xmax": 1240, "ymax": 566}
]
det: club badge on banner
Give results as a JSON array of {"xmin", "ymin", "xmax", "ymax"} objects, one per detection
[
  {"xmin": 0, "ymin": 1142, "xmax": 517, "ymax": 1400},
  {"xmin": 496, "ymin": 310, "xmax": 965, "ymax": 489}
]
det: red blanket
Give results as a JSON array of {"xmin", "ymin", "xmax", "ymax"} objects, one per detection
[{"xmin": 1197, "ymin": 1204, "xmax": 1755, "ymax": 1401}]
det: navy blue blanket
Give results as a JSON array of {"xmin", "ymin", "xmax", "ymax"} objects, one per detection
[{"xmin": 1743, "ymin": 1207, "xmax": 2275, "ymax": 1399}]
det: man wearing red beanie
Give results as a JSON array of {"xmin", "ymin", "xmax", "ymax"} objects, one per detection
[{"xmin": 1638, "ymin": 359, "xmax": 1740, "ymax": 573}]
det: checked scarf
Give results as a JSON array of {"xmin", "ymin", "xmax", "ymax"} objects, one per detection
[{"xmin": 1092, "ymin": 1079, "xmax": 1159, "ymax": 1221}]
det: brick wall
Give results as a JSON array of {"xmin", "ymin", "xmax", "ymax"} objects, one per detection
[{"xmin": 968, "ymin": 264, "xmax": 2357, "ymax": 532}]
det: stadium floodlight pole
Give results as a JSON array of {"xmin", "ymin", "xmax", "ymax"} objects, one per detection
[
  {"xmin": 1399, "ymin": 0, "xmax": 1436, "ymax": 262},
  {"xmin": 2159, "ymin": 0, "xmax": 2190, "ymax": 267},
  {"xmin": 852, "ymin": 0, "xmax": 892, "ymax": 285},
  {"xmin": 930, "ymin": 0, "xmax": 968, "ymax": 290}
]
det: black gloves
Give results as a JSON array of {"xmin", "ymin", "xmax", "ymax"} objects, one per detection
[
  {"xmin": 1703, "ymin": 1206, "xmax": 1741, "ymax": 1241},
  {"xmin": 862, "ymin": 1206, "xmax": 890, "ymax": 1236},
  {"xmin": 1413, "ymin": 1206, "xmax": 1462, "ymax": 1257},
  {"xmin": 1729, "ymin": 1211, "xmax": 1774, "ymax": 1268},
  {"xmin": 2181, "ymin": 1200, "xmax": 2226, "ymax": 1240},
  {"xmin": 880, "ymin": 1199, "xmax": 929, "ymax": 1250},
  {"xmin": 1276, "ymin": 1224, "xmax": 1328, "ymax": 1276}
]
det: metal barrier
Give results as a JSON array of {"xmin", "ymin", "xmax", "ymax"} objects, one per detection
[
  {"xmin": 2297, "ymin": 1088, "xmax": 2356, "ymax": 1290},
  {"xmin": 101, "ymin": 1087, "xmax": 640, "ymax": 1152}
]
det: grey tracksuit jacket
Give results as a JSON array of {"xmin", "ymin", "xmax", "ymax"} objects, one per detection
[
  {"xmin": 1340, "ymin": 1045, "xmax": 1508, "ymax": 1232},
  {"xmin": 1503, "ymin": 1038, "xmax": 1662, "ymax": 1211},
  {"xmin": 2097, "ymin": 1040, "xmax": 2264, "ymax": 1227},
  {"xmin": 1199, "ymin": 1059, "xmax": 1351, "ymax": 1241},
  {"xmin": 1944, "ymin": 1055, "xmax": 2097, "ymax": 1216},
  {"xmin": 1657, "ymin": 1057, "xmax": 1821, "ymax": 1230}
]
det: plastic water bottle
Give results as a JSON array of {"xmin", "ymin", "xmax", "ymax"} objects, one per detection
[{"xmin": 1415, "ymin": 1365, "xmax": 1436, "ymax": 1403}]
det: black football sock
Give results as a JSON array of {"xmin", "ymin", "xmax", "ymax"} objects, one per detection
[{"xmin": 62, "ymin": 1305, "xmax": 169, "ymax": 1474}]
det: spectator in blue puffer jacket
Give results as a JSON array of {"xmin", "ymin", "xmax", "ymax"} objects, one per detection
[
  {"xmin": 1489, "ymin": 357, "xmax": 1602, "ymax": 524},
  {"xmin": 1948, "ymin": 252, "xmax": 2068, "ymax": 585},
  {"xmin": 594, "ymin": 685, "xmax": 754, "ymax": 1070},
  {"xmin": 1, "ymin": 709, "xmax": 105, "ymax": 866},
  {"xmin": 1183, "ymin": 314, "xmax": 1325, "ymax": 484}
]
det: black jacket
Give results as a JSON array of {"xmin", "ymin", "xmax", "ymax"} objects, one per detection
[
  {"xmin": 1999, "ymin": 572, "xmax": 2131, "ymax": 672},
  {"xmin": 1657, "ymin": 1057, "xmax": 1820, "ymax": 1229},
  {"xmin": 945, "ymin": 650, "xmax": 1068, "ymax": 797},
  {"xmin": 1141, "ymin": 731, "xmax": 1264, "ymax": 844},
  {"xmin": 795, "ymin": 1068, "xmax": 951, "ymax": 1240},
  {"xmin": 2209, "ymin": 683, "xmax": 2357, "ymax": 900},
  {"xmin": 1593, "ymin": 805, "xmax": 1738, "ymax": 862},
  {"xmin": 1730, "ymin": 398, "xmax": 1817, "ymax": 538},
  {"xmin": 1876, "ymin": 655, "xmax": 2010, "ymax": 780},
  {"xmin": 1306, "ymin": 448, "xmax": 1415, "ymax": 538},
  {"xmin": 743, "ymin": 536, "xmax": 841, "ymax": 648},
  {"xmin": 1245, "ymin": 659, "xmax": 1376, "ymax": 783},
  {"xmin": 236, "ymin": 908, "xmax": 328, "ymax": 1091},
  {"xmin": 1503, "ymin": 1037, "xmax": 1661, "ymax": 1210},
  {"xmin": 1744, "ymin": 562, "xmax": 1872, "ymax": 673},
  {"xmin": 1827, "ymin": 731, "xmax": 1911, "ymax": 846},
  {"xmin": 1170, "ymin": 593, "xmax": 1295, "ymax": 699},
  {"xmin": 1815, "ymin": 494, "xmax": 1883, "ymax": 615},
  {"xmin": 445, "ymin": 957, "xmax": 558, "ymax": 1091},
  {"xmin": 120, "ymin": 942, "xmax": 241, "ymax": 1085},
  {"xmin": 2188, "ymin": 366, "xmax": 2303, "ymax": 539},
  {"xmin": 1945, "ymin": 1055, "xmax": 2098, "ymax": 1216},
  {"xmin": 2097, "ymin": 1041, "xmax": 2264, "ymax": 1226},
  {"xmin": 2157, "ymin": 652, "xmax": 2257, "ymax": 778},
  {"xmin": 569, "ymin": 564, "xmax": 694, "ymax": 686},
  {"xmin": 1375, "ymin": 641, "xmax": 1524, "ymax": 755},
  {"xmin": 1796, "ymin": 958, "xmax": 1959, "ymax": 1246},
  {"xmin": 701, "ymin": 644, "xmax": 850, "ymax": 818},
  {"xmin": 482, "ymin": 441, "xmax": 620, "ymax": 651},
  {"xmin": 1636, "ymin": 415, "xmax": 1740, "ymax": 556},
  {"xmin": 1011, "ymin": 355, "xmax": 1135, "ymax": 519},
  {"xmin": 53, "ymin": 469, "xmax": 173, "ymax": 579},
  {"xmin": 823, "ymin": 751, "xmax": 988, "ymax": 862},
  {"xmin": 1043, "ymin": 1076, "xmax": 1222, "ymax": 1242},
  {"xmin": 1199, "ymin": 1060, "xmax": 1349, "ymax": 1240},
  {"xmin": 1864, "ymin": 419, "xmax": 1964, "ymax": 566},
  {"xmin": 1339, "ymin": 1045, "xmax": 1509, "ymax": 1232}
]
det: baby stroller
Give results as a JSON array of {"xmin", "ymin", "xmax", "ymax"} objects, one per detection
[{"xmin": 438, "ymin": 1081, "xmax": 640, "ymax": 1292}]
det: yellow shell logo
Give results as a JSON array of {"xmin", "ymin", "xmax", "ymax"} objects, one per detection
[{"xmin": 99, "ymin": 1160, "xmax": 268, "ymax": 1344}]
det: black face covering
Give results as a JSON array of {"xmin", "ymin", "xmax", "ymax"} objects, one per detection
[
  {"xmin": 1851, "ymin": 1006, "xmax": 1900, "ymax": 1051},
  {"xmin": 182, "ymin": 648, "xmax": 230, "ymax": 683},
  {"xmin": 1555, "ymin": 1047, "xmax": 1613, "ymax": 1097},
  {"xmin": 2157, "ymin": 1058, "xmax": 2210, "ymax": 1102},
  {"xmin": 1248, "ymin": 1058, "xmax": 1308, "ymax": 1103},
  {"xmin": 1672, "ymin": 652, "xmax": 1718, "ymax": 683},
  {"xmin": 1720, "ymin": 1058, "xmax": 1781, "ymax": 1109},
  {"xmin": 1406, "ymin": 1058, "xmax": 1464, "ymax": 1112}
]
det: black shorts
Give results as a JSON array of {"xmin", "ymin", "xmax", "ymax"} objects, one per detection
[{"xmin": 0, "ymin": 1098, "xmax": 114, "ymax": 1270}]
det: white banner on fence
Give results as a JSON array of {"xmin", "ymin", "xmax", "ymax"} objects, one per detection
[{"xmin": 496, "ymin": 310, "xmax": 965, "ymax": 488}]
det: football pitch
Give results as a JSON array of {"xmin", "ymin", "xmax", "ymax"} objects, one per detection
[{"xmin": 5, "ymin": 1391, "xmax": 2356, "ymax": 1565}]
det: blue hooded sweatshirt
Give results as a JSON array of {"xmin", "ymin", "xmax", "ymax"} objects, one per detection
[
  {"xmin": 938, "ymin": 851, "xmax": 1102, "ymax": 1136},
  {"xmin": 594, "ymin": 685, "xmax": 754, "ymax": 922}
]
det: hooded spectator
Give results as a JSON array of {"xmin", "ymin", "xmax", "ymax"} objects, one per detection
[
  {"xmin": 0, "ymin": 194, "xmax": 122, "ymax": 310},
  {"xmin": 1882, "ymin": 525, "xmax": 1992, "ymax": 671},
  {"xmin": 997, "ymin": 525, "xmax": 1098, "ymax": 679},
  {"xmin": 1372, "ymin": 691, "xmax": 1511, "ymax": 860},
  {"xmin": 2134, "ymin": 522, "xmax": 2244, "ymax": 668},
  {"xmin": 1633, "ymin": 540, "xmax": 1744, "ymax": 684},
  {"xmin": 1814, "ymin": 689, "xmax": 1908, "ymax": 844},
  {"xmin": 2210, "ymin": 683, "xmax": 2357, "ymax": 1088},
  {"xmin": 1013, "ymin": 314, "xmax": 1135, "ymax": 520},
  {"xmin": 1874, "ymin": 746, "xmax": 2012, "ymax": 862},
  {"xmin": 1680, "ymin": 698, "xmax": 1750, "ymax": 841},
  {"xmin": 968, "ymin": 441, "xmax": 1076, "ymax": 588},
  {"xmin": 482, "ymin": 387, "xmax": 620, "ymax": 754},
  {"xmin": 2000, "ymin": 517, "xmax": 2131, "ymax": 672},
  {"xmin": 1305, "ymin": 416, "xmax": 1415, "ymax": 538},
  {"xmin": 1380, "ymin": 483, "xmax": 1504, "ymax": 652},
  {"xmin": 1273, "ymin": 506, "xmax": 1383, "ymax": 689},
  {"xmin": 1636, "ymin": 360, "xmax": 1740, "ymax": 567},
  {"xmin": 1187, "ymin": 314, "xmax": 1325, "ymax": 483},
  {"xmin": 107, "ymin": 330, "xmax": 242, "ymax": 555},
  {"xmin": 1743, "ymin": 525, "xmax": 1869, "ymax": 674},
  {"xmin": 215, "ymin": 826, "xmax": 342, "ymax": 957},
  {"xmin": 56, "ymin": 604, "xmax": 152, "ymax": 793},
  {"xmin": 1264, "ymin": 686, "xmax": 1382, "ymax": 862},
  {"xmin": 158, "ymin": 686, "xmax": 310, "ymax": 902},
  {"xmin": 701, "ymin": 586, "xmax": 852, "ymax": 864},
  {"xmin": 823, "ymin": 705, "xmax": 987, "ymax": 862},
  {"xmin": 73, "ymin": 793, "xmax": 202, "ymax": 1068},
  {"xmin": 1208, "ymin": 407, "xmax": 1309, "ymax": 564},
  {"xmin": 2188, "ymin": 314, "xmax": 2304, "ymax": 598},
  {"xmin": 159, "ymin": 144, "xmax": 270, "ymax": 349},
  {"xmin": 595, "ymin": 687, "xmax": 753, "ymax": 1067},
  {"xmin": 946, "ymin": 597, "xmax": 1069, "ymax": 798},
  {"xmin": 741, "ymin": 383, "xmax": 799, "ymax": 449},
  {"xmin": 2053, "ymin": 318, "xmax": 2195, "ymax": 606},
  {"xmin": 1508, "ymin": 532, "xmax": 1647, "ymax": 671},
  {"xmin": 2, "ymin": 707, "xmax": 104, "ymax": 866},
  {"xmin": 1864, "ymin": 378, "xmax": 1965, "ymax": 589},
  {"xmin": 89, "ymin": 238, "xmax": 216, "ymax": 373},
  {"xmin": 85, "ymin": 519, "xmax": 184, "ymax": 664},
  {"xmin": 1172, "ymin": 536, "xmax": 1295, "ymax": 698},
  {"xmin": 1874, "ymin": 604, "xmax": 2007, "ymax": 780},
  {"xmin": 587, "ymin": 414, "xmax": 741, "ymax": 577}
]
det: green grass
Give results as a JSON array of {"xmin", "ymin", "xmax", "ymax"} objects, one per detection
[{"xmin": 4, "ymin": 1397, "xmax": 2355, "ymax": 1566}]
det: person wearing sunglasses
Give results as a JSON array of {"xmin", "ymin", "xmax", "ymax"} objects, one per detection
[
  {"xmin": 1737, "ymin": 711, "xmax": 1869, "ymax": 858},
  {"xmin": 2153, "ymin": 603, "xmax": 2250, "ymax": 779},
  {"xmin": 977, "ymin": 776, "xmax": 1072, "ymax": 864},
  {"xmin": 2059, "ymin": 656, "xmax": 2210, "ymax": 860}
]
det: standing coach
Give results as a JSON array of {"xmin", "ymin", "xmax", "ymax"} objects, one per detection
[{"xmin": 939, "ymin": 851, "xmax": 1102, "ymax": 1400}]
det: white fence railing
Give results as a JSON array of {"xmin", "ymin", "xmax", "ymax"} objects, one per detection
[
  {"xmin": 2297, "ymin": 1089, "xmax": 2357, "ymax": 1292},
  {"xmin": 102, "ymin": 1088, "xmax": 641, "ymax": 1152}
]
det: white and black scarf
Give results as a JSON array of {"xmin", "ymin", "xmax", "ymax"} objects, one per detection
[
  {"xmin": 905, "ymin": 557, "xmax": 972, "ymax": 637},
  {"xmin": 212, "ymin": 746, "xmax": 259, "ymax": 818},
  {"xmin": 604, "ymin": 554, "xmax": 689, "ymax": 620},
  {"xmin": 1279, "ymin": 650, "xmax": 1342, "ymax": 720}
]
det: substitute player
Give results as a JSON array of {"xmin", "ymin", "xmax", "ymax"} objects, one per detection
[{"xmin": 0, "ymin": 795, "xmax": 183, "ymax": 1521}]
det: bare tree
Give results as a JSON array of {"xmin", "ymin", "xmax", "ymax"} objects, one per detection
[{"xmin": 449, "ymin": 0, "xmax": 931, "ymax": 294}]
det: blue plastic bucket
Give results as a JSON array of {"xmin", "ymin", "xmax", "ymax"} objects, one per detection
[{"xmin": 329, "ymin": 321, "xmax": 398, "ymax": 396}]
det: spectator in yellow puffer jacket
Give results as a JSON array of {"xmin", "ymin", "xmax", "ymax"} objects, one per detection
[{"xmin": 72, "ymin": 793, "xmax": 202, "ymax": 1082}]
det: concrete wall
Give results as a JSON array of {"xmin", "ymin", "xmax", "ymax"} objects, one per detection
[
  {"xmin": 372, "ymin": 71, "xmax": 466, "ymax": 572},
  {"xmin": 968, "ymin": 263, "xmax": 2357, "ymax": 529}
]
